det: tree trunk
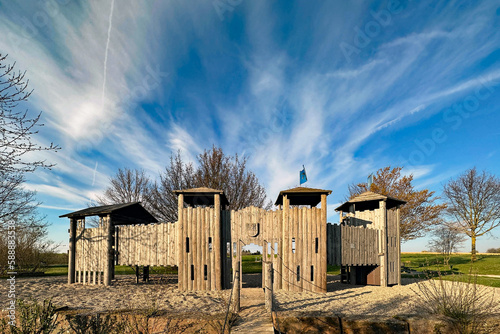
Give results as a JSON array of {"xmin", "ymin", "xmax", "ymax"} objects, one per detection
[{"xmin": 471, "ymin": 236, "xmax": 477, "ymax": 262}]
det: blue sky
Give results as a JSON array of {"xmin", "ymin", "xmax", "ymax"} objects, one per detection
[{"xmin": 2, "ymin": 0, "xmax": 500, "ymax": 253}]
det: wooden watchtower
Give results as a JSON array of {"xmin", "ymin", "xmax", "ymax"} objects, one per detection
[
  {"xmin": 173, "ymin": 188, "xmax": 231, "ymax": 291},
  {"xmin": 275, "ymin": 187, "xmax": 332, "ymax": 292},
  {"xmin": 335, "ymin": 192, "xmax": 406, "ymax": 286}
]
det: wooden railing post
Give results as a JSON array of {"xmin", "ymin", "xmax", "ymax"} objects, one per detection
[
  {"xmin": 68, "ymin": 218, "xmax": 76, "ymax": 284},
  {"xmin": 234, "ymin": 261, "xmax": 240, "ymax": 313},
  {"xmin": 265, "ymin": 261, "xmax": 273, "ymax": 312},
  {"xmin": 104, "ymin": 215, "xmax": 114, "ymax": 286}
]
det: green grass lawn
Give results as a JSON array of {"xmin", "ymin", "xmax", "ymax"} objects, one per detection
[
  {"xmin": 401, "ymin": 253, "xmax": 500, "ymax": 275},
  {"xmin": 401, "ymin": 253, "xmax": 500, "ymax": 287}
]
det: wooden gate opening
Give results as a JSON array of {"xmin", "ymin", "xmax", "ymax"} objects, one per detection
[{"xmin": 241, "ymin": 243, "xmax": 263, "ymax": 288}]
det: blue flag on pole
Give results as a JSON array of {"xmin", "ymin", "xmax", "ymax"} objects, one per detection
[{"xmin": 300, "ymin": 166, "xmax": 307, "ymax": 185}]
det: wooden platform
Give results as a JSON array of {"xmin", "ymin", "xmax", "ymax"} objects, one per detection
[{"xmin": 232, "ymin": 288, "xmax": 274, "ymax": 333}]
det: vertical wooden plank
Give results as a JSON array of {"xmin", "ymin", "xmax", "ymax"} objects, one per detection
[
  {"xmin": 397, "ymin": 207, "xmax": 401, "ymax": 285},
  {"xmin": 206, "ymin": 208, "xmax": 212, "ymax": 290},
  {"xmin": 302, "ymin": 208, "xmax": 309, "ymax": 292},
  {"xmin": 194, "ymin": 207, "xmax": 200, "ymax": 290},
  {"xmin": 320, "ymin": 194, "xmax": 327, "ymax": 292},
  {"xmin": 187, "ymin": 207, "xmax": 193, "ymax": 291},
  {"xmin": 282, "ymin": 195, "xmax": 289, "ymax": 291},
  {"xmin": 380, "ymin": 200, "xmax": 387, "ymax": 287},
  {"xmin": 297, "ymin": 208, "xmax": 303, "ymax": 291},
  {"xmin": 273, "ymin": 210, "xmax": 280, "ymax": 291},
  {"xmin": 68, "ymin": 218, "xmax": 76, "ymax": 284},
  {"xmin": 214, "ymin": 195, "xmax": 221, "ymax": 290},
  {"xmin": 202, "ymin": 208, "xmax": 207, "ymax": 290},
  {"xmin": 307, "ymin": 207, "xmax": 313, "ymax": 291}
]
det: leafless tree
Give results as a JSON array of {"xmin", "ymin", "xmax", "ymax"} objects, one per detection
[
  {"xmin": 101, "ymin": 148, "xmax": 271, "ymax": 222},
  {"xmin": 148, "ymin": 151, "xmax": 196, "ymax": 222},
  {"xmin": 348, "ymin": 166, "xmax": 446, "ymax": 241},
  {"xmin": 443, "ymin": 167, "xmax": 500, "ymax": 261},
  {"xmin": 0, "ymin": 54, "xmax": 58, "ymax": 174},
  {"xmin": 1, "ymin": 54, "xmax": 58, "ymax": 225},
  {"xmin": 194, "ymin": 147, "xmax": 270, "ymax": 211},
  {"xmin": 427, "ymin": 222, "xmax": 466, "ymax": 267},
  {"xmin": 0, "ymin": 54, "xmax": 58, "ymax": 272},
  {"xmin": 96, "ymin": 168, "xmax": 153, "ymax": 207}
]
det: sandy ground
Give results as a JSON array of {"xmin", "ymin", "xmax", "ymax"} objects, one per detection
[
  {"xmin": 2, "ymin": 274, "xmax": 499, "ymax": 318},
  {"xmin": 0, "ymin": 275, "xmax": 229, "ymax": 315}
]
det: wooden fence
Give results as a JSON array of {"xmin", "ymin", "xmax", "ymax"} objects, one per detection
[
  {"xmin": 326, "ymin": 223, "xmax": 379, "ymax": 266},
  {"xmin": 116, "ymin": 223, "xmax": 177, "ymax": 267},
  {"xmin": 75, "ymin": 225, "xmax": 106, "ymax": 284}
]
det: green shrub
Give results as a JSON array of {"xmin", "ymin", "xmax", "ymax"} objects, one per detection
[
  {"xmin": 0, "ymin": 299, "xmax": 60, "ymax": 334},
  {"xmin": 412, "ymin": 270, "xmax": 500, "ymax": 333}
]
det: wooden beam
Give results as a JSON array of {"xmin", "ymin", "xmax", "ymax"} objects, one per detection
[
  {"xmin": 214, "ymin": 194, "xmax": 221, "ymax": 290},
  {"xmin": 397, "ymin": 207, "xmax": 401, "ymax": 286},
  {"xmin": 320, "ymin": 194, "xmax": 327, "ymax": 292},
  {"xmin": 104, "ymin": 215, "xmax": 114, "ymax": 286},
  {"xmin": 68, "ymin": 218, "xmax": 76, "ymax": 284},
  {"xmin": 380, "ymin": 200, "xmax": 388, "ymax": 287}
]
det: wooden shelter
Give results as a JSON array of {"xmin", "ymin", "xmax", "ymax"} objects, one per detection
[{"xmin": 60, "ymin": 202, "xmax": 157, "ymax": 286}]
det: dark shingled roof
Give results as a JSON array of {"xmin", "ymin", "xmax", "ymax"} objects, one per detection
[
  {"xmin": 335, "ymin": 191, "xmax": 406, "ymax": 212},
  {"xmin": 275, "ymin": 187, "xmax": 332, "ymax": 207},
  {"xmin": 59, "ymin": 202, "xmax": 158, "ymax": 225},
  {"xmin": 173, "ymin": 187, "xmax": 229, "ymax": 207}
]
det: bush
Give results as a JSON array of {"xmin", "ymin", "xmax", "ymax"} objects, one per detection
[
  {"xmin": 486, "ymin": 248, "xmax": 500, "ymax": 254},
  {"xmin": 412, "ymin": 270, "xmax": 500, "ymax": 333},
  {"xmin": 0, "ymin": 299, "xmax": 60, "ymax": 334},
  {"xmin": 67, "ymin": 313, "xmax": 125, "ymax": 334}
]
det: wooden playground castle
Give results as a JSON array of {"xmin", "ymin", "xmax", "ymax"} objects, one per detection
[{"xmin": 61, "ymin": 187, "xmax": 405, "ymax": 291}]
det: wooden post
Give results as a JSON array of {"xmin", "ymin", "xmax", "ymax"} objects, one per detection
[
  {"xmin": 380, "ymin": 200, "xmax": 388, "ymax": 287},
  {"xmin": 396, "ymin": 207, "xmax": 401, "ymax": 286},
  {"xmin": 282, "ymin": 195, "xmax": 289, "ymax": 291},
  {"xmin": 320, "ymin": 194, "xmax": 327, "ymax": 292},
  {"xmin": 234, "ymin": 261, "xmax": 240, "ymax": 313},
  {"xmin": 214, "ymin": 194, "xmax": 221, "ymax": 290},
  {"xmin": 265, "ymin": 261, "xmax": 273, "ymax": 312},
  {"xmin": 104, "ymin": 215, "xmax": 114, "ymax": 286},
  {"xmin": 68, "ymin": 218, "xmax": 76, "ymax": 284},
  {"xmin": 178, "ymin": 194, "xmax": 185, "ymax": 290}
]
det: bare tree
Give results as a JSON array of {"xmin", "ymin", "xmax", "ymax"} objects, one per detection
[
  {"xmin": 443, "ymin": 167, "xmax": 500, "ymax": 261},
  {"xmin": 348, "ymin": 166, "xmax": 446, "ymax": 241},
  {"xmin": 100, "ymin": 148, "xmax": 270, "ymax": 223},
  {"xmin": 1, "ymin": 54, "xmax": 58, "ymax": 225},
  {"xmin": 96, "ymin": 168, "xmax": 152, "ymax": 207},
  {"xmin": 194, "ymin": 147, "xmax": 270, "ymax": 211},
  {"xmin": 0, "ymin": 54, "xmax": 58, "ymax": 174},
  {"xmin": 0, "ymin": 54, "xmax": 58, "ymax": 272},
  {"xmin": 427, "ymin": 223, "xmax": 466, "ymax": 267},
  {"xmin": 148, "ymin": 151, "xmax": 196, "ymax": 222}
]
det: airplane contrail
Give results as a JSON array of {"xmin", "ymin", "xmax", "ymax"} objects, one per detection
[
  {"xmin": 101, "ymin": 0, "xmax": 115, "ymax": 109},
  {"xmin": 92, "ymin": 161, "xmax": 99, "ymax": 186}
]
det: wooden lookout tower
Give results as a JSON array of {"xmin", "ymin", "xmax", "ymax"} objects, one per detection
[
  {"xmin": 335, "ymin": 192, "xmax": 406, "ymax": 286},
  {"xmin": 173, "ymin": 187, "xmax": 232, "ymax": 291},
  {"xmin": 274, "ymin": 187, "xmax": 332, "ymax": 292}
]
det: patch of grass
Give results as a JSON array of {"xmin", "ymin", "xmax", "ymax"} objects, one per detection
[
  {"xmin": 401, "ymin": 253, "xmax": 500, "ymax": 275},
  {"xmin": 44, "ymin": 264, "xmax": 69, "ymax": 276},
  {"xmin": 327, "ymin": 265, "xmax": 340, "ymax": 275},
  {"xmin": 241, "ymin": 255, "xmax": 263, "ymax": 274}
]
